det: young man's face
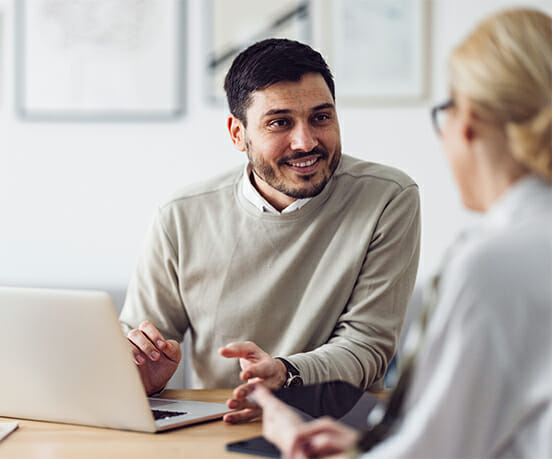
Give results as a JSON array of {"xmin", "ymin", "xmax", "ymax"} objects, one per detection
[{"xmin": 228, "ymin": 72, "xmax": 342, "ymax": 211}]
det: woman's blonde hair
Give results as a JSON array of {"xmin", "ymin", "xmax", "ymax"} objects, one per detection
[{"xmin": 449, "ymin": 8, "xmax": 552, "ymax": 181}]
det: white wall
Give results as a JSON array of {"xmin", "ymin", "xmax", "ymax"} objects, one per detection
[{"xmin": 1, "ymin": 0, "xmax": 550, "ymax": 293}]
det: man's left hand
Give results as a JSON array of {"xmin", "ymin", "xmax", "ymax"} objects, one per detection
[{"xmin": 219, "ymin": 341, "xmax": 288, "ymax": 423}]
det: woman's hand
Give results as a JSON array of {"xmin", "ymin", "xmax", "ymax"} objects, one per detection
[{"xmin": 253, "ymin": 384, "xmax": 359, "ymax": 458}]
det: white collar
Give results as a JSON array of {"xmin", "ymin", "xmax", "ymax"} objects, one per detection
[
  {"xmin": 483, "ymin": 174, "xmax": 552, "ymax": 230},
  {"xmin": 241, "ymin": 163, "xmax": 311, "ymax": 215}
]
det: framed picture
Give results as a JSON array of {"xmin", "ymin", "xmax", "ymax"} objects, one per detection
[
  {"xmin": 0, "ymin": 9, "xmax": 4, "ymax": 108},
  {"xmin": 205, "ymin": 0, "xmax": 311, "ymax": 105},
  {"xmin": 313, "ymin": 0, "xmax": 430, "ymax": 104},
  {"xmin": 15, "ymin": 0, "xmax": 185, "ymax": 121}
]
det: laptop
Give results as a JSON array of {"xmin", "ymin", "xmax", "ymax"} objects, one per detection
[{"xmin": 0, "ymin": 286, "xmax": 232, "ymax": 432}]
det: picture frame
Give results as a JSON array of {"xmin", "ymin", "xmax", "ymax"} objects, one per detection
[
  {"xmin": 204, "ymin": 0, "xmax": 311, "ymax": 105},
  {"xmin": 15, "ymin": 0, "xmax": 185, "ymax": 121},
  {"xmin": 0, "ymin": 9, "xmax": 4, "ymax": 108},
  {"xmin": 312, "ymin": 0, "xmax": 430, "ymax": 104}
]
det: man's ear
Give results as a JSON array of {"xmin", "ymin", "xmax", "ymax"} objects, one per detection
[{"xmin": 227, "ymin": 114, "xmax": 246, "ymax": 152}]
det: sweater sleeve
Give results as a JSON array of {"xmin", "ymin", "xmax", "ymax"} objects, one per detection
[
  {"xmin": 119, "ymin": 207, "xmax": 190, "ymax": 342},
  {"xmin": 286, "ymin": 184, "xmax": 421, "ymax": 389}
]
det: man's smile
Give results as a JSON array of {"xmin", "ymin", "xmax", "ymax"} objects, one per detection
[{"xmin": 285, "ymin": 155, "xmax": 322, "ymax": 173}]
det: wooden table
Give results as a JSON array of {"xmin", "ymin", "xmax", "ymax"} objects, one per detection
[{"xmin": 0, "ymin": 389, "xmax": 261, "ymax": 459}]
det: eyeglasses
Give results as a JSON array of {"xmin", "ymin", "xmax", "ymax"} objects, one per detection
[{"xmin": 431, "ymin": 99, "xmax": 454, "ymax": 135}]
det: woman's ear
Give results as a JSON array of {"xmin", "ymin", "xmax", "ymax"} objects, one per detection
[
  {"xmin": 457, "ymin": 97, "xmax": 477, "ymax": 143},
  {"xmin": 227, "ymin": 114, "xmax": 246, "ymax": 152},
  {"xmin": 464, "ymin": 123, "xmax": 475, "ymax": 142}
]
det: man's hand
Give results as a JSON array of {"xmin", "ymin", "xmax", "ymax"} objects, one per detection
[
  {"xmin": 127, "ymin": 321, "xmax": 182, "ymax": 395},
  {"xmin": 219, "ymin": 341, "xmax": 288, "ymax": 423},
  {"xmin": 254, "ymin": 384, "xmax": 359, "ymax": 459}
]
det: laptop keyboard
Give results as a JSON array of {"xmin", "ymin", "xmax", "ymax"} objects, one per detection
[{"xmin": 152, "ymin": 409, "xmax": 188, "ymax": 420}]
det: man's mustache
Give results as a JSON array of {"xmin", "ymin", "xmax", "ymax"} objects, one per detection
[{"xmin": 278, "ymin": 147, "xmax": 329, "ymax": 165}]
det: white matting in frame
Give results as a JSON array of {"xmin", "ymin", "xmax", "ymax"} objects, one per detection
[
  {"xmin": 315, "ymin": 0, "xmax": 430, "ymax": 105},
  {"xmin": 0, "ymin": 9, "xmax": 4, "ymax": 108},
  {"xmin": 16, "ymin": 0, "xmax": 184, "ymax": 120},
  {"xmin": 205, "ymin": 0, "xmax": 310, "ymax": 105}
]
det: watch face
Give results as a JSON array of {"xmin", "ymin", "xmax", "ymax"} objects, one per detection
[{"xmin": 288, "ymin": 375, "xmax": 303, "ymax": 387}]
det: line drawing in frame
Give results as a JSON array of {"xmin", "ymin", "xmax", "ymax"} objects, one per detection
[
  {"xmin": 15, "ymin": 0, "xmax": 185, "ymax": 121},
  {"xmin": 314, "ymin": 0, "xmax": 430, "ymax": 105},
  {"xmin": 204, "ymin": 0, "xmax": 311, "ymax": 105},
  {"xmin": 0, "ymin": 8, "xmax": 4, "ymax": 108}
]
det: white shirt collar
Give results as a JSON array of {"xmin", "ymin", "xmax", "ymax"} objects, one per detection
[
  {"xmin": 241, "ymin": 163, "xmax": 312, "ymax": 215},
  {"xmin": 483, "ymin": 174, "xmax": 552, "ymax": 230}
]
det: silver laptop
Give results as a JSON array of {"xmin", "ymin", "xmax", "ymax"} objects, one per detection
[{"xmin": 0, "ymin": 286, "xmax": 232, "ymax": 432}]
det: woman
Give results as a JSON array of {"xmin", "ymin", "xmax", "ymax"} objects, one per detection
[{"xmin": 252, "ymin": 8, "xmax": 552, "ymax": 458}]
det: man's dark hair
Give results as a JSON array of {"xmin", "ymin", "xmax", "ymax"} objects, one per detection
[{"xmin": 224, "ymin": 38, "xmax": 335, "ymax": 125}]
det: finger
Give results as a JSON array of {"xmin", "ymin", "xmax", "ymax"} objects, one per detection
[
  {"xmin": 307, "ymin": 432, "xmax": 353, "ymax": 457},
  {"xmin": 232, "ymin": 382, "xmax": 256, "ymax": 400},
  {"xmin": 292, "ymin": 418, "xmax": 357, "ymax": 456},
  {"xmin": 219, "ymin": 341, "xmax": 261, "ymax": 359},
  {"xmin": 307, "ymin": 434, "xmax": 342, "ymax": 456},
  {"xmin": 250, "ymin": 384, "xmax": 280, "ymax": 409},
  {"xmin": 285, "ymin": 423, "xmax": 333, "ymax": 459},
  {"xmin": 226, "ymin": 396, "xmax": 259, "ymax": 411},
  {"xmin": 138, "ymin": 320, "xmax": 167, "ymax": 351},
  {"xmin": 240, "ymin": 359, "xmax": 278, "ymax": 381},
  {"xmin": 161, "ymin": 339, "xmax": 182, "ymax": 363},
  {"xmin": 127, "ymin": 329, "xmax": 162, "ymax": 361},
  {"xmin": 223, "ymin": 407, "xmax": 262, "ymax": 424},
  {"xmin": 288, "ymin": 437, "xmax": 312, "ymax": 459},
  {"xmin": 288, "ymin": 438, "xmax": 313, "ymax": 459},
  {"xmin": 127, "ymin": 339, "xmax": 147, "ymax": 365},
  {"xmin": 227, "ymin": 382, "xmax": 265, "ymax": 412}
]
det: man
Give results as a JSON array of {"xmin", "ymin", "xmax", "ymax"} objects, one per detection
[{"xmin": 120, "ymin": 38, "xmax": 420, "ymax": 423}]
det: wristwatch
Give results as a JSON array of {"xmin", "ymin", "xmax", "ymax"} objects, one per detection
[{"xmin": 276, "ymin": 357, "xmax": 303, "ymax": 388}]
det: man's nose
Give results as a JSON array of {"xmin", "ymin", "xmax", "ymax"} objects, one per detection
[{"xmin": 289, "ymin": 123, "xmax": 317, "ymax": 152}]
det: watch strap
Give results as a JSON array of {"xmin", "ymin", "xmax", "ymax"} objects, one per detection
[{"xmin": 275, "ymin": 357, "xmax": 303, "ymax": 387}]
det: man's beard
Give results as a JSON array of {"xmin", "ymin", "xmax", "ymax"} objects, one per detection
[{"xmin": 246, "ymin": 142, "xmax": 341, "ymax": 199}]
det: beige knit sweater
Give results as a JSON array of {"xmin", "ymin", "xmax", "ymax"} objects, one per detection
[{"xmin": 120, "ymin": 154, "xmax": 421, "ymax": 389}]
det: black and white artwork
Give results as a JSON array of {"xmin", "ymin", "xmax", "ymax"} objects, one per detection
[
  {"xmin": 16, "ymin": 0, "xmax": 184, "ymax": 120},
  {"xmin": 205, "ymin": 0, "xmax": 310, "ymax": 104},
  {"xmin": 318, "ymin": 0, "xmax": 430, "ymax": 104}
]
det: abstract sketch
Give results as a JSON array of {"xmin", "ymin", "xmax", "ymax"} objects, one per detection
[
  {"xmin": 205, "ymin": 0, "xmax": 310, "ymax": 104},
  {"xmin": 16, "ymin": 0, "xmax": 184, "ymax": 120},
  {"xmin": 316, "ymin": 0, "xmax": 429, "ymax": 104},
  {"xmin": 0, "ymin": 9, "xmax": 4, "ymax": 107}
]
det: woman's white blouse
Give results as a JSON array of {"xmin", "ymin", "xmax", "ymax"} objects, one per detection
[{"xmin": 366, "ymin": 175, "xmax": 552, "ymax": 458}]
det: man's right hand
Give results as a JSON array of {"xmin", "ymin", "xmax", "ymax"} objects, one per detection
[{"xmin": 127, "ymin": 321, "xmax": 182, "ymax": 395}]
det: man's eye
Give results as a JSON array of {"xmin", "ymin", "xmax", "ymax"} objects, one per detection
[
  {"xmin": 269, "ymin": 119, "xmax": 289, "ymax": 128},
  {"xmin": 313, "ymin": 113, "xmax": 330, "ymax": 123}
]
